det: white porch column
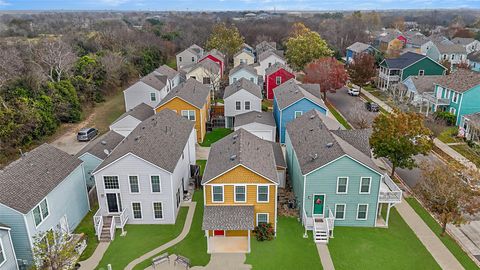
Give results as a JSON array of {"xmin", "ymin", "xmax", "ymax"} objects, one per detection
[
  {"xmin": 206, "ymin": 230, "xmax": 210, "ymax": 253},
  {"xmin": 378, "ymin": 203, "xmax": 383, "ymax": 216},
  {"xmin": 247, "ymin": 230, "xmax": 251, "ymax": 253},
  {"xmin": 386, "ymin": 203, "xmax": 392, "ymax": 227}
]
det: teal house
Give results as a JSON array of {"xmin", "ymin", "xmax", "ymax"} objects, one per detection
[
  {"xmin": 423, "ymin": 69, "xmax": 480, "ymax": 125},
  {"xmin": 285, "ymin": 110, "xmax": 402, "ymax": 243},
  {"xmin": 0, "ymin": 144, "xmax": 90, "ymax": 268}
]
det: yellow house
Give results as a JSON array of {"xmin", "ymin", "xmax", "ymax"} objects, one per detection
[
  {"xmin": 233, "ymin": 50, "xmax": 255, "ymax": 67},
  {"xmin": 154, "ymin": 78, "xmax": 210, "ymax": 142},
  {"xmin": 201, "ymin": 129, "xmax": 283, "ymax": 253}
]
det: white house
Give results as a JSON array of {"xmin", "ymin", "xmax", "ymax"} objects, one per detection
[
  {"xmin": 452, "ymin": 37, "xmax": 480, "ymax": 54},
  {"xmin": 223, "ymin": 78, "xmax": 262, "ymax": 128},
  {"xmin": 154, "ymin": 64, "xmax": 182, "ymax": 89},
  {"xmin": 233, "ymin": 50, "xmax": 255, "ymax": 67},
  {"xmin": 234, "ymin": 111, "xmax": 276, "ymax": 142},
  {"xmin": 92, "ymin": 109, "xmax": 196, "ymax": 235},
  {"xmin": 255, "ymin": 50, "xmax": 286, "ymax": 77},
  {"xmin": 176, "ymin": 44, "xmax": 204, "ymax": 69},
  {"xmin": 123, "ymin": 72, "xmax": 170, "ymax": 111},
  {"xmin": 109, "ymin": 103, "xmax": 154, "ymax": 137},
  {"xmin": 229, "ymin": 64, "xmax": 259, "ymax": 85},
  {"xmin": 184, "ymin": 58, "xmax": 221, "ymax": 87},
  {"xmin": 427, "ymin": 43, "xmax": 468, "ymax": 67}
]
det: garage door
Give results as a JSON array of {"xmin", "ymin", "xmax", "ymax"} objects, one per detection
[{"xmin": 250, "ymin": 130, "xmax": 273, "ymax": 141}]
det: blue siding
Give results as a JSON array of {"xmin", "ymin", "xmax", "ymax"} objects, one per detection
[
  {"xmin": 0, "ymin": 205, "xmax": 30, "ymax": 264},
  {"xmin": 470, "ymin": 61, "xmax": 480, "ymax": 72},
  {"xmin": 78, "ymin": 153, "xmax": 102, "ymax": 188},
  {"xmin": 459, "ymin": 85, "xmax": 480, "ymax": 124},
  {"xmin": 285, "ymin": 132, "xmax": 305, "ymax": 212},
  {"xmin": 0, "ymin": 229, "xmax": 18, "ymax": 270},
  {"xmin": 278, "ymin": 99, "xmax": 327, "ymax": 143},
  {"xmin": 346, "ymin": 49, "xmax": 354, "ymax": 63}
]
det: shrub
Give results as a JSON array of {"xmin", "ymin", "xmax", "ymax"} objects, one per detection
[
  {"xmin": 253, "ymin": 223, "xmax": 274, "ymax": 241},
  {"xmin": 434, "ymin": 111, "xmax": 456, "ymax": 126}
]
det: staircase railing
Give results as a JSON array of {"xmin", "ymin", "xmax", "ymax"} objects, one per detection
[
  {"xmin": 93, "ymin": 209, "xmax": 103, "ymax": 241},
  {"xmin": 326, "ymin": 207, "xmax": 335, "ymax": 238},
  {"xmin": 110, "ymin": 216, "xmax": 116, "ymax": 241}
]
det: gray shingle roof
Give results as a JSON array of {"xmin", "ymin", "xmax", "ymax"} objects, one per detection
[
  {"xmin": 202, "ymin": 205, "xmax": 254, "ymax": 230},
  {"xmin": 223, "ymin": 78, "xmax": 262, "ymax": 99},
  {"xmin": 436, "ymin": 69, "xmax": 480, "ymax": 93},
  {"xmin": 258, "ymin": 50, "xmax": 284, "ymax": 62},
  {"xmin": 204, "ymin": 49, "xmax": 225, "ymax": 63},
  {"xmin": 190, "ymin": 58, "xmax": 220, "ymax": 75},
  {"xmin": 331, "ymin": 129, "xmax": 373, "ymax": 157},
  {"xmin": 156, "ymin": 78, "xmax": 210, "ymax": 109},
  {"xmin": 185, "ymin": 44, "xmax": 204, "ymax": 56},
  {"xmin": 76, "ymin": 130, "xmax": 125, "ymax": 160},
  {"xmin": 468, "ymin": 51, "xmax": 480, "ymax": 62},
  {"xmin": 452, "ymin": 37, "xmax": 476, "ymax": 46},
  {"xmin": 202, "ymin": 129, "xmax": 278, "ymax": 184},
  {"xmin": 256, "ymin": 41, "xmax": 277, "ymax": 55},
  {"xmin": 141, "ymin": 72, "xmax": 168, "ymax": 90},
  {"xmin": 404, "ymin": 75, "xmax": 442, "ymax": 95},
  {"xmin": 0, "ymin": 144, "xmax": 82, "ymax": 214},
  {"xmin": 229, "ymin": 63, "xmax": 258, "ymax": 77},
  {"xmin": 94, "ymin": 109, "xmax": 194, "ymax": 174},
  {"xmin": 463, "ymin": 112, "xmax": 480, "ymax": 128},
  {"xmin": 383, "ymin": 52, "xmax": 426, "ymax": 69},
  {"xmin": 273, "ymin": 79, "xmax": 325, "ymax": 110},
  {"xmin": 234, "ymin": 111, "xmax": 276, "ymax": 127},
  {"xmin": 154, "ymin": 65, "xmax": 179, "ymax": 80},
  {"xmin": 286, "ymin": 110, "xmax": 380, "ymax": 175},
  {"xmin": 234, "ymin": 49, "xmax": 254, "ymax": 58},
  {"xmin": 435, "ymin": 43, "xmax": 467, "ymax": 54},
  {"xmin": 270, "ymin": 142, "xmax": 286, "ymax": 168},
  {"xmin": 265, "ymin": 62, "xmax": 292, "ymax": 76},
  {"xmin": 408, "ymin": 35, "xmax": 430, "ymax": 47},
  {"xmin": 346, "ymin": 42, "xmax": 372, "ymax": 53},
  {"xmin": 111, "ymin": 103, "xmax": 155, "ymax": 125}
]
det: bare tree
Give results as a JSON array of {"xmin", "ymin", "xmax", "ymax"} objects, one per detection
[
  {"xmin": 30, "ymin": 38, "xmax": 76, "ymax": 82},
  {"xmin": 348, "ymin": 103, "xmax": 372, "ymax": 129},
  {"xmin": 0, "ymin": 45, "xmax": 24, "ymax": 88},
  {"xmin": 32, "ymin": 229, "xmax": 79, "ymax": 270}
]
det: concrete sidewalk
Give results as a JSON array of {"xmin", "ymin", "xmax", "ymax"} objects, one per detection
[
  {"xmin": 78, "ymin": 242, "xmax": 110, "ymax": 270},
  {"xmin": 395, "ymin": 202, "xmax": 464, "ymax": 270},
  {"xmin": 361, "ymin": 89, "xmax": 394, "ymax": 113},
  {"xmin": 196, "ymin": 145, "xmax": 210, "ymax": 160},
  {"xmin": 433, "ymin": 138, "xmax": 477, "ymax": 170},
  {"xmin": 316, "ymin": 244, "xmax": 335, "ymax": 270}
]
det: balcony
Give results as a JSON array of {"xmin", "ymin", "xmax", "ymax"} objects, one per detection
[
  {"xmin": 378, "ymin": 174, "xmax": 402, "ymax": 203},
  {"xmin": 378, "ymin": 71, "xmax": 400, "ymax": 82},
  {"xmin": 422, "ymin": 92, "xmax": 451, "ymax": 106}
]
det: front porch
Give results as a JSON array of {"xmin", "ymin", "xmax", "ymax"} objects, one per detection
[
  {"xmin": 93, "ymin": 207, "xmax": 129, "ymax": 242},
  {"xmin": 206, "ymin": 232, "xmax": 250, "ymax": 253},
  {"xmin": 377, "ymin": 174, "xmax": 403, "ymax": 227}
]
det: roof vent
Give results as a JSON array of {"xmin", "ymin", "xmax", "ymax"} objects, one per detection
[
  {"xmin": 326, "ymin": 142, "xmax": 334, "ymax": 148},
  {"xmin": 134, "ymin": 136, "xmax": 141, "ymax": 141},
  {"xmin": 257, "ymin": 114, "xmax": 262, "ymax": 118},
  {"xmin": 233, "ymin": 134, "xmax": 238, "ymax": 140},
  {"xmin": 103, "ymin": 149, "xmax": 110, "ymax": 155},
  {"xmin": 309, "ymin": 128, "xmax": 314, "ymax": 131},
  {"xmin": 310, "ymin": 153, "xmax": 318, "ymax": 160},
  {"xmin": 309, "ymin": 115, "xmax": 315, "ymax": 119},
  {"xmin": 294, "ymin": 89, "xmax": 299, "ymax": 93},
  {"xmin": 101, "ymin": 141, "xmax": 107, "ymax": 145},
  {"xmin": 230, "ymin": 154, "xmax": 237, "ymax": 161}
]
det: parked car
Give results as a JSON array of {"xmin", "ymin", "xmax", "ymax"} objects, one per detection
[
  {"xmin": 366, "ymin": 102, "xmax": 379, "ymax": 112},
  {"xmin": 77, "ymin": 127, "xmax": 98, "ymax": 141},
  {"xmin": 348, "ymin": 87, "xmax": 360, "ymax": 96}
]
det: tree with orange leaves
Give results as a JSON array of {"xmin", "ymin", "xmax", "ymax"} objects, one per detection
[{"xmin": 303, "ymin": 57, "xmax": 348, "ymax": 100}]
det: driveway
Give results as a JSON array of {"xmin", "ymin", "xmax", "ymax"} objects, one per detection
[
  {"xmin": 50, "ymin": 127, "xmax": 90, "ymax": 155},
  {"xmin": 191, "ymin": 254, "xmax": 251, "ymax": 270}
]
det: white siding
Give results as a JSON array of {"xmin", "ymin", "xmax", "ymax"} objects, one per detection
[
  {"xmin": 224, "ymin": 90, "xmax": 262, "ymax": 118},
  {"xmin": 229, "ymin": 69, "xmax": 259, "ymax": 85},
  {"xmin": 176, "ymin": 50, "xmax": 199, "ymax": 69},
  {"xmin": 256, "ymin": 55, "xmax": 286, "ymax": 77},
  {"xmin": 109, "ymin": 115, "xmax": 142, "ymax": 137},
  {"xmin": 123, "ymin": 81, "xmax": 166, "ymax": 111},
  {"xmin": 234, "ymin": 122, "xmax": 276, "ymax": 142},
  {"xmin": 233, "ymin": 52, "xmax": 255, "ymax": 67}
]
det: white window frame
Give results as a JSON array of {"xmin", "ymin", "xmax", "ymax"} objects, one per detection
[
  {"xmin": 257, "ymin": 185, "xmax": 269, "ymax": 203},
  {"xmin": 334, "ymin": 204, "xmax": 346, "ymax": 220},
  {"xmin": 418, "ymin": 70, "xmax": 425, "ymax": 76},
  {"xmin": 181, "ymin": 110, "xmax": 195, "ymax": 121},
  {"xmin": 191, "ymin": 56, "xmax": 195, "ymax": 62},
  {"xmin": 150, "ymin": 175, "xmax": 162, "ymax": 193},
  {"xmin": 103, "ymin": 175, "xmax": 120, "ymax": 190},
  {"xmin": 179, "ymin": 56, "xmax": 182, "ymax": 62},
  {"xmin": 33, "ymin": 198, "xmax": 50, "ymax": 228},
  {"xmin": 152, "ymin": 201, "xmax": 164, "ymax": 220},
  {"xmin": 256, "ymin": 213, "xmax": 269, "ymax": 226},
  {"xmin": 356, "ymin": 204, "xmax": 369, "ymax": 220},
  {"xmin": 128, "ymin": 175, "xmax": 140, "ymax": 194},
  {"xmin": 234, "ymin": 185, "xmax": 247, "ymax": 203},
  {"xmin": 294, "ymin": 111, "xmax": 303, "ymax": 119},
  {"xmin": 244, "ymin": 101, "xmax": 251, "ymax": 110},
  {"xmin": 0, "ymin": 238, "xmax": 5, "ymax": 267},
  {"xmin": 150, "ymin": 92, "xmax": 156, "ymax": 102},
  {"xmin": 233, "ymin": 77, "xmax": 237, "ymax": 83},
  {"xmin": 131, "ymin": 202, "xmax": 143, "ymax": 220},
  {"xmin": 211, "ymin": 185, "xmax": 224, "ymax": 203},
  {"xmin": 359, "ymin": 177, "xmax": 372, "ymax": 194},
  {"xmin": 276, "ymin": 76, "xmax": 282, "ymax": 85},
  {"xmin": 452, "ymin": 92, "xmax": 459, "ymax": 103},
  {"xmin": 235, "ymin": 101, "xmax": 241, "ymax": 110},
  {"xmin": 450, "ymin": 107, "xmax": 456, "ymax": 115},
  {"xmin": 336, "ymin": 177, "xmax": 349, "ymax": 194}
]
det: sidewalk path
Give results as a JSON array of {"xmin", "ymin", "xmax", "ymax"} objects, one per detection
[
  {"xmin": 125, "ymin": 202, "xmax": 197, "ymax": 270},
  {"xmin": 361, "ymin": 89, "xmax": 394, "ymax": 113},
  {"xmin": 395, "ymin": 202, "xmax": 464, "ymax": 270},
  {"xmin": 433, "ymin": 138, "xmax": 477, "ymax": 170},
  {"xmin": 78, "ymin": 242, "xmax": 110, "ymax": 270},
  {"xmin": 316, "ymin": 244, "xmax": 335, "ymax": 270},
  {"xmin": 190, "ymin": 254, "xmax": 251, "ymax": 270}
]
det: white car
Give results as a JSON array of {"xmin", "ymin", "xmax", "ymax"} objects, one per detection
[{"xmin": 348, "ymin": 87, "xmax": 360, "ymax": 96}]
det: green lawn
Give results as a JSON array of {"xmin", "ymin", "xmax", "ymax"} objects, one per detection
[
  {"xmin": 262, "ymin": 99, "xmax": 273, "ymax": 112},
  {"xmin": 246, "ymin": 217, "xmax": 322, "ymax": 270},
  {"xmin": 133, "ymin": 191, "xmax": 210, "ymax": 269},
  {"xmin": 325, "ymin": 101, "xmax": 353, "ymax": 130},
  {"xmin": 75, "ymin": 203, "xmax": 99, "ymax": 261},
  {"xmin": 199, "ymin": 128, "xmax": 233, "ymax": 147},
  {"xmin": 196, "ymin": 160, "xmax": 207, "ymax": 176},
  {"xmin": 329, "ymin": 207, "xmax": 441, "ymax": 270},
  {"xmin": 95, "ymin": 207, "xmax": 188, "ymax": 270},
  {"xmin": 437, "ymin": 127, "xmax": 462, "ymax": 144},
  {"xmin": 406, "ymin": 198, "xmax": 480, "ymax": 270}
]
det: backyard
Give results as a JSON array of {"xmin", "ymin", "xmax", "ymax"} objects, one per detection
[
  {"xmin": 329, "ymin": 207, "xmax": 441, "ymax": 270},
  {"xmin": 74, "ymin": 203, "xmax": 99, "ymax": 261},
  {"xmin": 95, "ymin": 207, "xmax": 188, "ymax": 270},
  {"xmin": 199, "ymin": 128, "xmax": 233, "ymax": 147}
]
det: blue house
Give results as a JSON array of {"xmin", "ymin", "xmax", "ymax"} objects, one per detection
[
  {"xmin": 273, "ymin": 79, "xmax": 328, "ymax": 143},
  {"xmin": 468, "ymin": 51, "xmax": 480, "ymax": 72},
  {"xmin": 285, "ymin": 110, "xmax": 402, "ymax": 243},
  {"xmin": 0, "ymin": 224, "xmax": 18, "ymax": 270},
  {"xmin": 345, "ymin": 42, "xmax": 378, "ymax": 63},
  {"xmin": 0, "ymin": 144, "xmax": 90, "ymax": 268}
]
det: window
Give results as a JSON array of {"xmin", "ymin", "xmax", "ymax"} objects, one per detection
[
  {"xmin": 335, "ymin": 204, "xmax": 346, "ymax": 220},
  {"xmin": 203, "ymin": 77, "xmax": 211, "ymax": 84},
  {"xmin": 450, "ymin": 107, "xmax": 456, "ymax": 115},
  {"xmin": 359, "ymin": 177, "xmax": 371, "ymax": 194},
  {"xmin": 235, "ymin": 185, "xmax": 246, "ymax": 202},
  {"xmin": 240, "ymin": 59, "xmax": 246, "ymax": 64},
  {"xmin": 181, "ymin": 110, "xmax": 195, "ymax": 121},
  {"xmin": 104, "ymin": 176, "xmax": 119, "ymax": 189},
  {"xmin": 244, "ymin": 101, "xmax": 251, "ymax": 110},
  {"xmin": 337, "ymin": 177, "xmax": 348, "ymax": 194},
  {"xmin": 443, "ymin": 54, "xmax": 447, "ymax": 60},
  {"xmin": 0, "ymin": 238, "xmax": 5, "ymax": 266},
  {"xmin": 451, "ymin": 54, "xmax": 455, "ymax": 60},
  {"xmin": 33, "ymin": 199, "xmax": 49, "ymax": 227},
  {"xmin": 191, "ymin": 56, "xmax": 195, "ymax": 62},
  {"xmin": 250, "ymin": 77, "xmax": 254, "ymax": 82},
  {"xmin": 452, "ymin": 92, "xmax": 459, "ymax": 103},
  {"xmin": 257, "ymin": 213, "xmax": 269, "ymax": 226},
  {"xmin": 179, "ymin": 56, "xmax": 182, "ymax": 62},
  {"xmin": 153, "ymin": 202, "xmax": 163, "ymax": 219},
  {"xmin": 276, "ymin": 76, "xmax": 282, "ymax": 85},
  {"xmin": 150, "ymin": 92, "xmax": 156, "ymax": 102},
  {"xmin": 257, "ymin": 185, "xmax": 269, "ymax": 202},
  {"xmin": 132, "ymin": 202, "xmax": 142, "ymax": 219},
  {"xmin": 151, "ymin": 176, "xmax": 161, "ymax": 193},
  {"xmin": 236, "ymin": 101, "xmax": 241, "ymax": 110},
  {"xmin": 233, "ymin": 77, "xmax": 237, "ymax": 83},
  {"xmin": 294, "ymin": 111, "xmax": 303, "ymax": 118},
  {"xmin": 129, "ymin": 176, "xmax": 139, "ymax": 193},
  {"xmin": 212, "ymin": 186, "xmax": 224, "ymax": 202},
  {"xmin": 268, "ymin": 62, "xmax": 272, "ymax": 67},
  {"xmin": 418, "ymin": 70, "xmax": 425, "ymax": 76},
  {"xmin": 357, "ymin": 204, "xmax": 368, "ymax": 220}
]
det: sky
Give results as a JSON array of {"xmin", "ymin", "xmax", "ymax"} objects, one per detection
[{"xmin": 0, "ymin": 0, "xmax": 479, "ymax": 11}]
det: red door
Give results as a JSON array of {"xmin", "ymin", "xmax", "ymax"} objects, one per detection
[{"xmin": 214, "ymin": 230, "xmax": 225, "ymax": 236}]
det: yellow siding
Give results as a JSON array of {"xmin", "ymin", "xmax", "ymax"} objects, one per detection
[
  {"xmin": 226, "ymin": 230, "xmax": 248, "ymax": 236},
  {"xmin": 208, "ymin": 165, "xmax": 274, "ymax": 185}
]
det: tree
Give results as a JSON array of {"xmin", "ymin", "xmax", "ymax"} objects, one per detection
[
  {"xmin": 205, "ymin": 22, "xmax": 244, "ymax": 65},
  {"xmin": 45, "ymin": 80, "xmax": 82, "ymax": 123},
  {"xmin": 32, "ymin": 229, "xmax": 78, "ymax": 270},
  {"xmin": 416, "ymin": 161, "xmax": 480, "ymax": 235},
  {"xmin": 347, "ymin": 53, "xmax": 376, "ymax": 92},
  {"xmin": 348, "ymin": 103, "xmax": 372, "ymax": 129},
  {"xmin": 392, "ymin": 17, "xmax": 405, "ymax": 31},
  {"xmin": 370, "ymin": 110, "xmax": 433, "ymax": 177},
  {"xmin": 30, "ymin": 38, "xmax": 76, "ymax": 82},
  {"xmin": 303, "ymin": 57, "xmax": 348, "ymax": 100},
  {"xmin": 386, "ymin": 39, "xmax": 403, "ymax": 58},
  {"xmin": 0, "ymin": 45, "xmax": 24, "ymax": 88},
  {"xmin": 285, "ymin": 22, "xmax": 333, "ymax": 71},
  {"xmin": 440, "ymin": 59, "xmax": 452, "ymax": 74}
]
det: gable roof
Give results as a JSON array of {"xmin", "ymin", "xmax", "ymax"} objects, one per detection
[
  {"xmin": 181, "ymin": 44, "xmax": 204, "ymax": 57},
  {"xmin": 94, "ymin": 109, "xmax": 195, "ymax": 174},
  {"xmin": 234, "ymin": 111, "xmax": 276, "ymax": 127},
  {"xmin": 0, "ymin": 144, "xmax": 82, "ymax": 214},
  {"xmin": 286, "ymin": 110, "xmax": 380, "ymax": 175},
  {"xmin": 76, "ymin": 130, "xmax": 125, "ymax": 160},
  {"xmin": 189, "ymin": 58, "xmax": 220, "ymax": 75},
  {"xmin": 223, "ymin": 78, "xmax": 262, "ymax": 99},
  {"xmin": 463, "ymin": 112, "xmax": 480, "ymax": 128},
  {"xmin": 204, "ymin": 49, "xmax": 225, "ymax": 63},
  {"xmin": 265, "ymin": 62, "xmax": 292, "ymax": 76},
  {"xmin": 468, "ymin": 51, "xmax": 480, "ymax": 62},
  {"xmin": 256, "ymin": 41, "xmax": 277, "ymax": 55},
  {"xmin": 111, "ymin": 103, "xmax": 154, "ymax": 125},
  {"xmin": 452, "ymin": 37, "xmax": 476, "ymax": 46},
  {"xmin": 436, "ymin": 69, "xmax": 480, "ymax": 93},
  {"xmin": 154, "ymin": 65, "xmax": 179, "ymax": 80},
  {"xmin": 274, "ymin": 79, "xmax": 325, "ymax": 110},
  {"xmin": 201, "ymin": 129, "xmax": 278, "ymax": 184},
  {"xmin": 408, "ymin": 35, "xmax": 430, "ymax": 46},
  {"xmin": 234, "ymin": 49, "xmax": 255, "ymax": 59},
  {"xmin": 346, "ymin": 42, "xmax": 372, "ymax": 53},
  {"xmin": 402, "ymin": 75, "xmax": 442, "ymax": 95},
  {"xmin": 156, "ymin": 78, "xmax": 210, "ymax": 109},
  {"xmin": 435, "ymin": 43, "xmax": 467, "ymax": 54},
  {"xmin": 270, "ymin": 141, "xmax": 286, "ymax": 168},
  {"xmin": 382, "ymin": 52, "xmax": 426, "ymax": 69},
  {"xmin": 258, "ymin": 50, "xmax": 284, "ymax": 62},
  {"xmin": 229, "ymin": 63, "xmax": 258, "ymax": 77},
  {"xmin": 140, "ymin": 72, "xmax": 168, "ymax": 91}
]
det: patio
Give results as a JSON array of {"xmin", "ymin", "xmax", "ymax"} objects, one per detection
[{"xmin": 207, "ymin": 236, "xmax": 249, "ymax": 253}]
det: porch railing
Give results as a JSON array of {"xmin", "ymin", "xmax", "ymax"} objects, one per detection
[
  {"xmin": 93, "ymin": 209, "xmax": 103, "ymax": 240},
  {"xmin": 379, "ymin": 174, "xmax": 403, "ymax": 203},
  {"xmin": 110, "ymin": 215, "xmax": 116, "ymax": 241},
  {"xmin": 114, "ymin": 207, "xmax": 129, "ymax": 229},
  {"xmin": 326, "ymin": 208, "xmax": 335, "ymax": 236},
  {"xmin": 422, "ymin": 92, "xmax": 450, "ymax": 106}
]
